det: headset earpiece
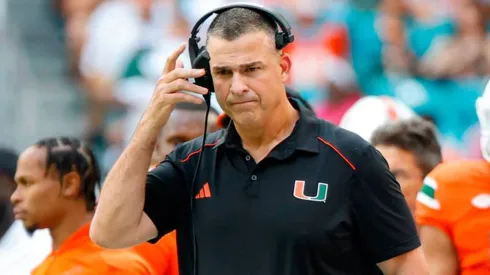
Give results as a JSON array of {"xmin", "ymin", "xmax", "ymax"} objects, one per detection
[
  {"xmin": 191, "ymin": 49, "xmax": 214, "ymax": 95},
  {"xmin": 188, "ymin": 2, "xmax": 295, "ymax": 93},
  {"xmin": 275, "ymin": 33, "xmax": 286, "ymax": 50},
  {"xmin": 188, "ymin": 38, "xmax": 198, "ymax": 62}
]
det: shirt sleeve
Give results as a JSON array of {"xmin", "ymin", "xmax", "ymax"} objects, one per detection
[
  {"xmin": 415, "ymin": 164, "xmax": 461, "ymax": 237},
  {"xmin": 143, "ymin": 158, "xmax": 188, "ymax": 243},
  {"xmin": 352, "ymin": 145, "xmax": 421, "ymax": 263}
]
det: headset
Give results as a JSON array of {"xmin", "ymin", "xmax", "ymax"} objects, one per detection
[
  {"xmin": 188, "ymin": 2, "xmax": 295, "ymax": 101},
  {"xmin": 187, "ymin": 3, "xmax": 295, "ymax": 275}
]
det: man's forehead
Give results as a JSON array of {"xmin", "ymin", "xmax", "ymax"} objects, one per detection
[
  {"xmin": 207, "ymin": 31, "xmax": 276, "ymax": 61},
  {"xmin": 15, "ymin": 146, "xmax": 56, "ymax": 181},
  {"xmin": 14, "ymin": 147, "xmax": 47, "ymax": 182},
  {"xmin": 207, "ymin": 30, "xmax": 274, "ymax": 46},
  {"xmin": 18, "ymin": 146, "xmax": 46, "ymax": 169}
]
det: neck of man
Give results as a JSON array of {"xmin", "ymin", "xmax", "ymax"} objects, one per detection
[
  {"xmin": 50, "ymin": 204, "xmax": 94, "ymax": 251},
  {"xmin": 235, "ymin": 98, "xmax": 299, "ymax": 161}
]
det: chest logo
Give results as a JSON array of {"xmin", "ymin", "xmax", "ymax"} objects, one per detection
[{"xmin": 293, "ymin": 180, "xmax": 328, "ymax": 203}]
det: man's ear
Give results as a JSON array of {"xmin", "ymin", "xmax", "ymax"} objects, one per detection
[
  {"xmin": 279, "ymin": 52, "xmax": 292, "ymax": 83},
  {"xmin": 61, "ymin": 171, "xmax": 81, "ymax": 198}
]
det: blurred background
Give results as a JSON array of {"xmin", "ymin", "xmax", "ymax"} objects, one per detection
[{"xmin": 0, "ymin": 0, "xmax": 489, "ymax": 176}]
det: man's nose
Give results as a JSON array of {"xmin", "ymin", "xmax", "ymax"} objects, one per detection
[
  {"xmin": 230, "ymin": 74, "xmax": 248, "ymax": 95},
  {"xmin": 10, "ymin": 187, "xmax": 21, "ymax": 205}
]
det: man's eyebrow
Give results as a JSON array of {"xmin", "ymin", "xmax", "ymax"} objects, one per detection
[
  {"xmin": 15, "ymin": 175, "xmax": 33, "ymax": 184},
  {"xmin": 212, "ymin": 61, "xmax": 264, "ymax": 71},
  {"xmin": 239, "ymin": 61, "xmax": 263, "ymax": 68}
]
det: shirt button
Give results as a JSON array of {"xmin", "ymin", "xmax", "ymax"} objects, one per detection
[
  {"xmin": 251, "ymin": 175, "xmax": 257, "ymax": 181},
  {"xmin": 245, "ymin": 155, "xmax": 251, "ymax": 161}
]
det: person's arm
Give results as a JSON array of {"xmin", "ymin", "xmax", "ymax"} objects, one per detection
[
  {"xmin": 351, "ymin": 145, "xmax": 429, "ymax": 275},
  {"xmin": 419, "ymin": 225, "xmax": 459, "ymax": 275},
  {"xmin": 90, "ymin": 44, "xmax": 208, "ymax": 249},
  {"xmin": 377, "ymin": 248, "xmax": 428, "ymax": 275}
]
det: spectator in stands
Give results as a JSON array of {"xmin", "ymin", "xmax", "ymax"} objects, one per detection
[
  {"xmin": 371, "ymin": 117, "xmax": 443, "ymax": 214},
  {"xmin": 378, "ymin": 0, "xmax": 418, "ymax": 75},
  {"xmin": 52, "ymin": 0, "xmax": 103, "ymax": 75},
  {"xmin": 283, "ymin": 0, "xmax": 349, "ymax": 104},
  {"xmin": 417, "ymin": 0, "xmax": 490, "ymax": 78},
  {"xmin": 0, "ymin": 148, "xmax": 51, "ymax": 275},
  {"xmin": 10, "ymin": 137, "xmax": 156, "ymax": 274},
  {"xmin": 314, "ymin": 56, "xmax": 361, "ymax": 125},
  {"xmin": 79, "ymin": 0, "xmax": 165, "ymax": 144},
  {"xmin": 112, "ymin": 0, "xmax": 195, "ymax": 147},
  {"xmin": 415, "ymin": 79, "xmax": 490, "ymax": 275},
  {"xmin": 379, "ymin": 0, "xmax": 489, "ymax": 78},
  {"xmin": 376, "ymin": 0, "xmax": 488, "ymax": 155},
  {"xmin": 97, "ymin": 0, "xmax": 232, "ymax": 174}
]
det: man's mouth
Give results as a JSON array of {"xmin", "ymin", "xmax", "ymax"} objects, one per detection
[{"xmin": 13, "ymin": 209, "xmax": 26, "ymax": 220}]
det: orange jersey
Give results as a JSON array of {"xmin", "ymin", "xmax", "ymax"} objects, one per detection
[
  {"xmin": 416, "ymin": 160, "xmax": 490, "ymax": 275},
  {"xmin": 132, "ymin": 230, "xmax": 179, "ymax": 275},
  {"xmin": 32, "ymin": 223, "xmax": 156, "ymax": 275}
]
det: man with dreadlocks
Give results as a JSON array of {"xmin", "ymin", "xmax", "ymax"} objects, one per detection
[
  {"xmin": 11, "ymin": 137, "xmax": 156, "ymax": 275},
  {"xmin": 0, "ymin": 148, "xmax": 51, "ymax": 275}
]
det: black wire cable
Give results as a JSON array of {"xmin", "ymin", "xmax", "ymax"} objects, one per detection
[{"xmin": 189, "ymin": 93, "xmax": 211, "ymax": 275}]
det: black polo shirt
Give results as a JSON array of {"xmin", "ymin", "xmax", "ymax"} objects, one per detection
[{"xmin": 144, "ymin": 99, "xmax": 420, "ymax": 275}]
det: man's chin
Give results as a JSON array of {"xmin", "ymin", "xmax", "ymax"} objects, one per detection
[
  {"xmin": 21, "ymin": 221, "xmax": 39, "ymax": 235},
  {"xmin": 25, "ymin": 227, "xmax": 37, "ymax": 235},
  {"xmin": 231, "ymin": 112, "xmax": 259, "ymax": 126}
]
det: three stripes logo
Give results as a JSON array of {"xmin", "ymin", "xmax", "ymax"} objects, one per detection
[{"xmin": 195, "ymin": 182, "xmax": 212, "ymax": 199}]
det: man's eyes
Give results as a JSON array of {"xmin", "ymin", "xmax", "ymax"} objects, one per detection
[
  {"xmin": 246, "ymin": 67, "xmax": 259, "ymax": 72},
  {"xmin": 215, "ymin": 67, "xmax": 261, "ymax": 75}
]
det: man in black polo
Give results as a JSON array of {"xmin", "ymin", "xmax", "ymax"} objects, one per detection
[{"xmin": 91, "ymin": 6, "xmax": 429, "ymax": 275}]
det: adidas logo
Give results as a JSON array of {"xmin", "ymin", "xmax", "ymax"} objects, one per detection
[{"xmin": 195, "ymin": 182, "xmax": 212, "ymax": 199}]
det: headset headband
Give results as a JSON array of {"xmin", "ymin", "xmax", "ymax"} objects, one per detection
[
  {"xmin": 189, "ymin": 2, "xmax": 294, "ymax": 47},
  {"xmin": 187, "ymin": 2, "xmax": 295, "ymax": 97}
]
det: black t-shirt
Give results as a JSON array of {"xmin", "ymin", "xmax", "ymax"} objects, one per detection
[{"xmin": 144, "ymin": 99, "xmax": 420, "ymax": 275}]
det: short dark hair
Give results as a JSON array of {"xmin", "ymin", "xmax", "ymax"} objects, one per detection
[
  {"xmin": 35, "ymin": 137, "xmax": 101, "ymax": 211},
  {"xmin": 371, "ymin": 117, "xmax": 442, "ymax": 176},
  {"xmin": 207, "ymin": 7, "xmax": 277, "ymax": 44}
]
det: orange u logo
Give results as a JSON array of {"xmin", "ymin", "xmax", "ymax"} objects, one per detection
[{"xmin": 293, "ymin": 180, "xmax": 328, "ymax": 203}]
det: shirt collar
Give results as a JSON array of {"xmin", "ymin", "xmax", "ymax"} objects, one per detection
[
  {"xmin": 52, "ymin": 223, "xmax": 91, "ymax": 255},
  {"xmin": 215, "ymin": 97, "xmax": 320, "ymax": 154}
]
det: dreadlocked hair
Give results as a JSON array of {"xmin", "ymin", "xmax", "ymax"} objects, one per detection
[{"xmin": 35, "ymin": 137, "xmax": 101, "ymax": 211}]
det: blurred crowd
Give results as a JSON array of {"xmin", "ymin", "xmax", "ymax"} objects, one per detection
[
  {"xmin": 1, "ymin": 0, "xmax": 490, "ymax": 274},
  {"xmin": 48, "ymin": 0, "xmax": 490, "ymax": 175}
]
